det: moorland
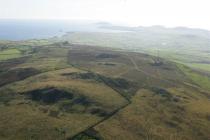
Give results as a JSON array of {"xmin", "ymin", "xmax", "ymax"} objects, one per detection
[{"xmin": 0, "ymin": 25, "xmax": 210, "ymax": 140}]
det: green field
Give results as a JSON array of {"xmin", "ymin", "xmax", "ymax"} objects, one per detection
[
  {"xmin": 177, "ymin": 63, "xmax": 210, "ymax": 91},
  {"xmin": 0, "ymin": 48, "xmax": 22, "ymax": 61}
]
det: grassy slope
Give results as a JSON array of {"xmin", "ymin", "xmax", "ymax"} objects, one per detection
[
  {"xmin": 95, "ymin": 88, "xmax": 210, "ymax": 140},
  {"xmin": 0, "ymin": 41, "xmax": 210, "ymax": 140},
  {"xmin": 177, "ymin": 63, "xmax": 210, "ymax": 91},
  {"xmin": 66, "ymin": 45, "xmax": 210, "ymax": 140},
  {"xmin": 0, "ymin": 43, "xmax": 129, "ymax": 140},
  {"xmin": 0, "ymin": 67, "xmax": 127, "ymax": 140}
]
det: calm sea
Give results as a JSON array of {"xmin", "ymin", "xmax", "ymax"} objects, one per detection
[{"xmin": 0, "ymin": 19, "xmax": 113, "ymax": 41}]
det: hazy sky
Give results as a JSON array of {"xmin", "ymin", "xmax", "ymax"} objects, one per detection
[{"xmin": 0, "ymin": 0, "xmax": 210, "ymax": 29}]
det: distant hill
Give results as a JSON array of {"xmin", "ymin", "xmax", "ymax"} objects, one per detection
[{"xmin": 99, "ymin": 23, "xmax": 210, "ymax": 38}]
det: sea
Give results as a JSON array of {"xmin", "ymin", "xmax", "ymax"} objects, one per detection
[{"xmin": 0, "ymin": 19, "xmax": 115, "ymax": 41}]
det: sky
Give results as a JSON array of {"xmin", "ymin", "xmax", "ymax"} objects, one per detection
[{"xmin": 0, "ymin": 0, "xmax": 210, "ymax": 29}]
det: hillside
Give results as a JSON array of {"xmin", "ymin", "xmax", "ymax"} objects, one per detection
[
  {"xmin": 58, "ymin": 25, "xmax": 210, "ymax": 73},
  {"xmin": 0, "ymin": 41, "xmax": 210, "ymax": 140}
]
